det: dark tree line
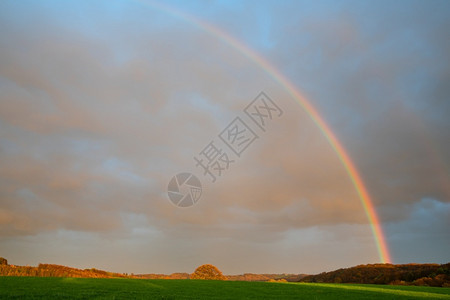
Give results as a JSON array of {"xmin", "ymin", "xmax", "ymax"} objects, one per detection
[{"xmin": 300, "ymin": 263, "xmax": 450, "ymax": 287}]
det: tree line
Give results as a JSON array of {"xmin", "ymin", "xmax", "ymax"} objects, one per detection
[
  {"xmin": 300, "ymin": 263, "xmax": 450, "ymax": 287},
  {"xmin": 0, "ymin": 257, "xmax": 302, "ymax": 281},
  {"xmin": 2, "ymin": 257, "xmax": 448, "ymax": 286}
]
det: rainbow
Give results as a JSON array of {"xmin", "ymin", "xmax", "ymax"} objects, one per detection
[{"xmin": 139, "ymin": 0, "xmax": 392, "ymax": 264}]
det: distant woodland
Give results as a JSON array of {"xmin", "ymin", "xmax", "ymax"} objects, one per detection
[
  {"xmin": 300, "ymin": 263, "xmax": 450, "ymax": 287},
  {"xmin": 1, "ymin": 257, "xmax": 449, "ymax": 286}
]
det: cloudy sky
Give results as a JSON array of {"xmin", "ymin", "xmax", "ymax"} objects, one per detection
[{"xmin": 0, "ymin": 0, "xmax": 449, "ymax": 275}]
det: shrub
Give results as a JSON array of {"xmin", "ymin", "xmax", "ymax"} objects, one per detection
[
  {"xmin": 190, "ymin": 264, "xmax": 226, "ymax": 280},
  {"xmin": 0, "ymin": 257, "xmax": 8, "ymax": 266}
]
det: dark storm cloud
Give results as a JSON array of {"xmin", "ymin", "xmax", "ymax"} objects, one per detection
[{"xmin": 266, "ymin": 0, "xmax": 450, "ymax": 214}]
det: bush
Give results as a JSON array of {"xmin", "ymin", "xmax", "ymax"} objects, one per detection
[
  {"xmin": 190, "ymin": 264, "xmax": 226, "ymax": 280},
  {"xmin": 0, "ymin": 257, "xmax": 8, "ymax": 266}
]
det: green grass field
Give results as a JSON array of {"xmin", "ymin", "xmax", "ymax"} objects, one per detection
[{"xmin": 0, "ymin": 277, "xmax": 449, "ymax": 299}]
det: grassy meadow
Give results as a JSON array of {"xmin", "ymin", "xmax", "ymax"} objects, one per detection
[{"xmin": 0, "ymin": 277, "xmax": 449, "ymax": 299}]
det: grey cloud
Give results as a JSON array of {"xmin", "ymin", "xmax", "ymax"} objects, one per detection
[{"xmin": 0, "ymin": 0, "xmax": 448, "ymax": 273}]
